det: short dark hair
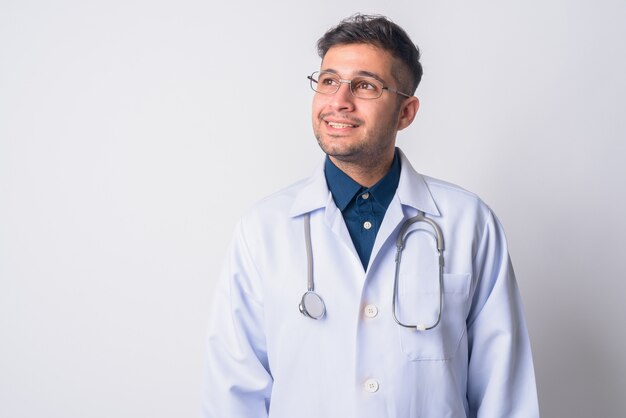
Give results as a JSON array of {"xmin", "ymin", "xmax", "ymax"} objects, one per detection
[{"xmin": 317, "ymin": 14, "xmax": 423, "ymax": 95}]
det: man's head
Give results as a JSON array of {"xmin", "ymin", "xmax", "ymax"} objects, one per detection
[
  {"xmin": 317, "ymin": 14, "xmax": 423, "ymax": 96},
  {"xmin": 311, "ymin": 15, "xmax": 421, "ymax": 174}
]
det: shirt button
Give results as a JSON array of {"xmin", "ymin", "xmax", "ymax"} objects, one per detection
[
  {"xmin": 363, "ymin": 221, "xmax": 372, "ymax": 230},
  {"xmin": 364, "ymin": 378, "xmax": 379, "ymax": 393},
  {"xmin": 364, "ymin": 304, "xmax": 378, "ymax": 318},
  {"xmin": 361, "ymin": 192, "xmax": 370, "ymax": 200}
]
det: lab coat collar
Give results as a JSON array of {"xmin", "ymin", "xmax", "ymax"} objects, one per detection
[
  {"xmin": 395, "ymin": 148, "xmax": 440, "ymax": 217},
  {"xmin": 289, "ymin": 148, "xmax": 440, "ymax": 218},
  {"xmin": 289, "ymin": 162, "xmax": 331, "ymax": 217}
]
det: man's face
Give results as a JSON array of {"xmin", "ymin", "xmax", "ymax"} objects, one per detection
[{"xmin": 312, "ymin": 43, "xmax": 417, "ymax": 167}]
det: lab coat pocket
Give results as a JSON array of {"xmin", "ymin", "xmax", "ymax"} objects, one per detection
[{"xmin": 398, "ymin": 273, "xmax": 470, "ymax": 361}]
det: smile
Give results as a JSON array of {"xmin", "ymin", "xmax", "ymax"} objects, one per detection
[{"xmin": 326, "ymin": 121, "xmax": 358, "ymax": 128}]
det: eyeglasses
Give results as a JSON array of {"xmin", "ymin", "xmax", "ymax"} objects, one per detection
[{"xmin": 308, "ymin": 71, "xmax": 412, "ymax": 100}]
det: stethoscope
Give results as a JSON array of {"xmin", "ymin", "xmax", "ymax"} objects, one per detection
[{"xmin": 299, "ymin": 212, "xmax": 445, "ymax": 331}]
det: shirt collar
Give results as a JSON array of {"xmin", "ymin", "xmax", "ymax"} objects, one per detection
[
  {"xmin": 369, "ymin": 151, "xmax": 401, "ymax": 210},
  {"xmin": 289, "ymin": 148, "xmax": 439, "ymax": 217},
  {"xmin": 323, "ymin": 158, "xmax": 360, "ymax": 210},
  {"xmin": 323, "ymin": 150, "xmax": 401, "ymax": 211}
]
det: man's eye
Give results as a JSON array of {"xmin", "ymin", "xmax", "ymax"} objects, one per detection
[
  {"xmin": 354, "ymin": 80, "xmax": 376, "ymax": 90},
  {"xmin": 319, "ymin": 76, "xmax": 339, "ymax": 86}
]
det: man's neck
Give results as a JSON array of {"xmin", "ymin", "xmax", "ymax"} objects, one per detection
[{"xmin": 329, "ymin": 154, "xmax": 395, "ymax": 188}]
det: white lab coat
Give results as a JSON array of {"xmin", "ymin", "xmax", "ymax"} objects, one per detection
[{"xmin": 203, "ymin": 149, "xmax": 539, "ymax": 418}]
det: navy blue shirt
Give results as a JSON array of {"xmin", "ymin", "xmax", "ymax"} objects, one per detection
[{"xmin": 324, "ymin": 150, "xmax": 401, "ymax": 270}]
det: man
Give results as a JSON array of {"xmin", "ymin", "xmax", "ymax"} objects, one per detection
[{"xmin": 204, "ymin": 14, "xmax": 539, "ymax": 418}]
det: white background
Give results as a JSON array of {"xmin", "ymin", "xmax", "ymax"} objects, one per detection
[{"xmin": 1, "ymin": 1, "xmax": 625, "ymax": 417}]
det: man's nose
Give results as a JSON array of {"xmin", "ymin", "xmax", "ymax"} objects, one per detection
[{"xmin": 330, "ymin": 81, "xmax": 355, "ymax": 111}]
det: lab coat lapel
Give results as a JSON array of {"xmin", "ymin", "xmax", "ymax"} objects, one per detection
[
  {"xmin": 325, "ymin": 199, "xmax": 362, "ymax": 266},
  {"xmin": 367, "ymin": 196, "xmax": 405, "ymax": 271},
  {"xmin": 290, "ymin": 161, "xmax": 362, "ymax": 267},
  {"xmin": 367, "ymin": 149, "xmax": 440, "ymax": 270}
]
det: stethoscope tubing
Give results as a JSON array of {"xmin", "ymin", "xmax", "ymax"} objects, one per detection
[
  {"xmin": 392, "ymin": 214, "xmax": 444, "ymax": 331},
  {"xmin": 304, "ymin": 212, "xmax": 314, "ymax": 292},
  {"xmin": 299, "ymin": 213, "xmax": 326, "ymax": 319},
  {"xmin": 299, "ymin": 211, "xmax": 445, "ymax": 330}
]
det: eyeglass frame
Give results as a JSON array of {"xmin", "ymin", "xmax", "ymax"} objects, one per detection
[{"xmin": 307, "ymin": 70, "xmax": 413, "ymax": 100}]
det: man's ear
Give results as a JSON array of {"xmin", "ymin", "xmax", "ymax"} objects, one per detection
[{"xmin": 397, "ymin": 96, "xmax": 420, "ymax": 131}]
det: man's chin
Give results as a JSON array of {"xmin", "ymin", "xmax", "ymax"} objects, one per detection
[{"xmin": 317, "ymin": 141, "xmax": 358, "ymax": 160}]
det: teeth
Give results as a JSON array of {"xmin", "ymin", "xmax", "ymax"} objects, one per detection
[{"xmin": 328, "ymin": 122, "xmax": 355, "ymax": 128}]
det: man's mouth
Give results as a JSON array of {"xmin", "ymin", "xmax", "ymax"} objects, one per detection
[{"xmin": 326, "ymin": 121, "xmax": 358, "ymax": 128}]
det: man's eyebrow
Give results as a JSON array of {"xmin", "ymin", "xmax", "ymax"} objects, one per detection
[
  {"xmin": 356, "ymin": 70, "xmax": 386, "ymax": 84},
  {"xmin": 321, "ymin": 68, "xmax": 340, "ymax": 75},
  {"xmin": 321, "ymin": 68, "xmax": 387, "ymax": 85}
]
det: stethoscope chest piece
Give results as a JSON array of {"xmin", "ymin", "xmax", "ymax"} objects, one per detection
[{"xmin": 299, "ymin": 290, "xmax": 326, "ymax": 319}]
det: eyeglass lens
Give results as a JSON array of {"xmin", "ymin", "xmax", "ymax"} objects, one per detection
[{"xmin": 310, "ymin": 72, "xmax": 384, "ymax": 99}]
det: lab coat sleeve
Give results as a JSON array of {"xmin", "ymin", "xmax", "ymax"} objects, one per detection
[
  {"xmin": 466, "ymin": 210, "xmax": 539, "ymax": 418},
  {"xmin": 202, "ymin": 220, "xmax": 272, "ymax": 418}
]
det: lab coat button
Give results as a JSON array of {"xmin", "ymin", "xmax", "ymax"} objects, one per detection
[
  {"xmin": 364, "ymin": 304, "xmax": 378, "ymax": 318},
  {"xmin": 364, "ymin": 378, "xmax": 379, "ymax": 393},
  {"xmin": 363, "ymin": 221, "xmax": 372, "ymax": 230}
]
